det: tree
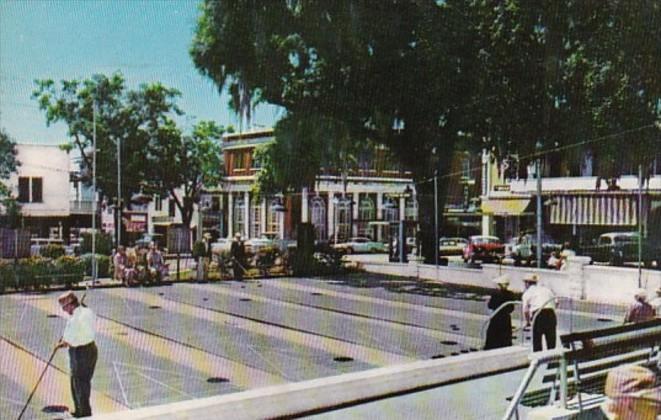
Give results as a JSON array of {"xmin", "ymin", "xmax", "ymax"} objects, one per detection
[
  {"xmin": 144, "ymin": 120, "xmax": 225, "ymax": 228},
  {"xmin": 191, "ymin": 0, "xmax": 475, "ymax": 262},
  {"xmin": 191, "ymin": 1, "xmax": 660, "ymax": 262},
  {"xmin": 33, "ymin": 74, "xmax": 226, "ymax": 235},
  {"xmin": 0, "ymin": 129, "xmax": 19, "ymax": 199},
  {"xmin": 463, "ymin": 1, "xmax": 660, "ymax": 180}
]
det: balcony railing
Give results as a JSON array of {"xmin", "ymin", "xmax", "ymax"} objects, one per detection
[{"xmin": 70, "ymin": 200, "xmax": 95, "ymax": 214}]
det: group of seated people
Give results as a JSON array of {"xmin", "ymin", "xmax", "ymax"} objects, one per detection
[{"xmin": 113, "ymin": 242, "xmax": 169, "ymax": 286}]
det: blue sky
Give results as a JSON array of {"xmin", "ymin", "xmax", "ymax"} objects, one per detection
[{"xmin": 0, "ymin": 0, "xmax": 283, "ymax": 144}]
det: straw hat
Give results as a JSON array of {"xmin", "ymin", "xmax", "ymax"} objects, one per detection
[
  {"xmin": 634, "ymin": 288, "xmax": 648, "ymax": 301},
  {"xmin": 523, "ymin": 274, "xmax": 539, "ymax": 283},
  {"xmin": 492, "ymin": 275, "xmax": 510, "ymax": 285},
  {"xmin": 57, "ymin": 291, "xmax": 78, "ymax": 306},
  {"xmin": 602, "ymin": 365, "xmax": 661, "ymax": 419}
]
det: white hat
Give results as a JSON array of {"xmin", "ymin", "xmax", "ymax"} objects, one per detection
[
  {"xmin": 635, "ymin": 288, "xmax": 648, "ymax": 301},
  {"xmin": 492, "ymin": 275, "xmax": 510, "ymax": 285},
  {"xmin": 524, "ymin": 274, "xmax": 539, "ymax": 283}
]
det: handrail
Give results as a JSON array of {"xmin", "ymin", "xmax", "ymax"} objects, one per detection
[
  {"xmin": 502, "ymin": 348, "xmax": 567, "ymax": 420},
  {"xmin": 480, "ymin": 300, "xmax": 524, "ymax": 346}
]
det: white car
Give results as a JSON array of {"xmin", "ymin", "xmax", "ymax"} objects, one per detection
[
  {"xmin": 210, "ymin": 238, "xmax": 232, "ymax": 254},
  {"xmin": 333, "ymin": 237, "xmax": 386, "ymax": 254}
]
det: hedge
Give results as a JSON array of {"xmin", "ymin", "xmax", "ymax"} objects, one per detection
[{"xmin": 0, "ymin": 256, "xmax": 86, "ymax": 292}]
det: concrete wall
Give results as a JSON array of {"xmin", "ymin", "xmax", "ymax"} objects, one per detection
[
  {"xmin": 356, "ymin": 256, "xmax": 661, "ymax": 305},
  {"xmin": 93, "ymin": 346, "xmax": 529, "ymax": 420}
]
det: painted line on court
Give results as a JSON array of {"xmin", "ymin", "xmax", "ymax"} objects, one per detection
[
  {"xmin": 187, "ymin": 283, "xmax": 478, "ymax": 346},
  {"xmin": 16, "ymin": 295, "xmax": 287, "ymax": 391},
  {"xmin": 105, "ymin": 287, "xmax": 414, "ymax": 366}
]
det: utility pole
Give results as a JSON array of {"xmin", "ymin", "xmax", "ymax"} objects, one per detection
[
  {"xmin": 434, "ymin": 172, "xmax": 439, "ymax": 267},
  {"xmin": 92, "ymin": 101, "xmax": 97, "ymax": 281},
  {"xmin": 116, "ymin": 137, "xmax": 121, "ymax": 247},
  {"xmin": 536, "ymin": 142, "xmax": 543, "ymax": 269},
  {"xmin": 638, "ymin": 164, "xmax": 643, "ymax": 288}
]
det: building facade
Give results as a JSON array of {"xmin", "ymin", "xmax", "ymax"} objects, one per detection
[
  {"xmin": 481, "ymin": 150, "xmax": 661, "ymax": 246},
  {"xmin": 209, "ymin": 129, "xmax": 418, "ymax": 243}
]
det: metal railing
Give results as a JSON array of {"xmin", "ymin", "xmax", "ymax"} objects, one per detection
[{"xmin": 70, "ymin": 200, "xmax": 95, "ymax": 214}]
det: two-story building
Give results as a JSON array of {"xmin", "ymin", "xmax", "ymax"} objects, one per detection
[{"xmin": 208, "ymin": 129, "xmax": 418, "ymax": 243}]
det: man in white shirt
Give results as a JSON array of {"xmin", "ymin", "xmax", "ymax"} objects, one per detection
[
  {"xmin": 56, "ymin": 291, "xmax": 97, "ymax": 418},
  {"xmin": 522, "ymin": 274, "xmax": 557, "ymax": 351}
]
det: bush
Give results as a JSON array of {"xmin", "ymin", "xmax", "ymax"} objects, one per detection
[
  {"xmin": 81, "ymin": 253, "xmax": 110, "ymax": 278},
  {"xmin": 53, "ymin": 256, "xmax": 85, "ymax": 288},
  {"xmin": 80, "ymin": 232, "xmax": 113, "ymax": 256},
  {"xmin": 41, "ymin": 244, "xmax": 65, "ymax": 259},
  {"xmin": 15, "ymin": 257, "xmax": 51, "ymax": 291},
  {"xmin": 0, "ymin": 261, "xmax": 13, "ymax": 293}
]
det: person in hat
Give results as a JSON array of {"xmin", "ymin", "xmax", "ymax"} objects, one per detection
[
  {"xmin": 55, "ymin": 291, "xmax": 97, "ymax": 418},
  {"xmin": 230, "ymin": 233, "xmax": 246, "ymax": 281},
  {"xmin": 600, "ymin": 364, "xmax": 661, "ymax": 419},
  {"xmin": 624, "ymin": 289, "xmax": 655, "ymax": 324},
  {"xmin": 484, "ymin": 275, "xmax": 517, "ymax": 350},
  {"xmin": 522, "ymin": 274, "xmax": 557, "ymax": 351},
  {"xmin": 649, "ymin": 287, "xmax": 661, "ymax": 317},
  {"xmin": 147, "ymin": 242, "xmax": 168, "ymax": 283}
]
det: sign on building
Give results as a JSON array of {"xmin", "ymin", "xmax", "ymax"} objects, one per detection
[{"xmin": 167, "ymin": 226, "xmax": 191, "ymax": 254}]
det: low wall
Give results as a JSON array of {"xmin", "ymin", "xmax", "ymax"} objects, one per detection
[
  {"xmin": 357, "ymin": 256, "xmax": 661, "ymax": 304},
  {"xmin": 92, "ymin": 346, "xmax": 529, "ymax": 420}
]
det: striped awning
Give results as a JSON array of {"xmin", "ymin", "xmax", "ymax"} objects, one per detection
[{"xmin": 549, "ymin": 194, "xmax": 641, "ymax": 226}]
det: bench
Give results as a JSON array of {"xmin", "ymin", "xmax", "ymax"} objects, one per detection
[{"xmin": 505, "ymin": 318, "xmax": 661, "ymax": 419}]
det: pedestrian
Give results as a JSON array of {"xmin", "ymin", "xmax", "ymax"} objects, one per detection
[
  {"xmin": 55, "ymin": 291, "xmax": 97, "ymax": 418},
  {"xmin": 522, "ymin": 274, "xmax": 558, "ymax": 351},
  {"xmin": 484, "ymin": 275, "xmax": 517, "ymax": 350},
  {"xmin": 624, "ymin": 289, "xmax": 656, "ymax": 324},
  {"xmin": 600, "ymin": 364, "xmax": 661, "ymax": 420},
  {"xmin": 649, "ymin": 287, "xmax": 661, "ymax": 317},
  {"xmin": 230, "ymin": 233, "xmax": 246, "ymax": 281}
]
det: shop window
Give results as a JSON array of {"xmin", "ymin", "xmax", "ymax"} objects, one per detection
[{"xmin": 310, "ymin": 196, "xmax": 327, "ymax": 239}]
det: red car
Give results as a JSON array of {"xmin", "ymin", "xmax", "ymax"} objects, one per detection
[{"xmin": 463, "ymin": 235, "xmax": 505, "ymax": 263}]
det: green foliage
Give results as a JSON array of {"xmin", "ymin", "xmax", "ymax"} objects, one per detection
[
  {"xmin": 53, "ymin": 256, "xmax": 86, "ymax": 288},
  {"xmin": 0, "ymin": 129, "xmax": 19, "ymax": 200},
  {"xmin": 0, "ymin": 261, "xmax": 13, "ymax": 293},
  {"xmin": 1, "ymin": 198, "xmax": 22, "ymax": 229},
  {"xmin": 41, "ymin": 244, "xmax": 65, "ymax": 259},
  {"xmin": 81, "ymin": 253, "xmax": 110, "ymax": 278},
  {"xmin": 80, "ymin": 232, "xmax": 114, "ymax": 256},
  {"xmin": 32, "ymin": 74, "xmax": 226, "ymax": 228},
  {"xmin": 192, "ymin": 241, "xmax": 208, "ymax": 259}
]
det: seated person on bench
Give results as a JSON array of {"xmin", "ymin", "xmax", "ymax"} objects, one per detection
[
  {"xmin": 147, "ymin": 242, "xmax": 169, "ymax": 282},
  {"xmin": 113, "ymin": 245, "xmax": 137, "ymax": 286}
]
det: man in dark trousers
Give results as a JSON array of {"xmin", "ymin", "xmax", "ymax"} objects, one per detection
[
  {"xmin": 230, "ymin": 233, "xmax": 246, "ymax": 281},
  {"xmin": 484, "ymin": 275, "xmax": 517, "ymax": 350},
  {"xmin": 522, "ymin": 274, "xmax": 557, "ymax": 351},
  {"xmin": 55, "ymin": 291, "xmax": 97, "ymax": 418}
]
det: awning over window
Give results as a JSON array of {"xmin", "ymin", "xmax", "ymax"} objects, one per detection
[
  {"xmin": 549, "ymin": 193, "xmax": 640, "ymax": 226},
  {"xmin": 481, "ymin": 198, "xmax": 532, "ymax": 216}
]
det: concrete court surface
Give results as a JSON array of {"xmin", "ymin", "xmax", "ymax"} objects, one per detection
[{"xmin": 0, "ymin": 274, "xmax": 626, "ymax": 419}]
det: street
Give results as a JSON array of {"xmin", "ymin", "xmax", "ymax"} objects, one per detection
[{"xmin": 0, "ymin": 274, "xmax": 627, "ymax": 419}]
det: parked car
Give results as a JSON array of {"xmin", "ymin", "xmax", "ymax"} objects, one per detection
[
  {"xmin": 463, "ymin": 235, "xmax": 505, "ymax": 263},
  {"xmin": 508, "ymin": 234, "xmax": 562, "ymax": 266},
  {"xmin": 438, "ymin": 237, "xmax": 468, "ymax": 257},
  {"xmin": 30, "ymin": 238, "xmax": 64, "ymax": 257},
  {"xmin": 245, "ymin": 235, "xmax": 276, "ymax": 253},
  {"xmin": 134, "ymin": 233, "xmax": 164, "ymax": 250},
  {"xmin": 579, "ymin": 232, "xmax": 661, "ymax": 267},
  {"xmin": 333, "ymin": 237, "xmax": 386, "ymax": 254}
]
